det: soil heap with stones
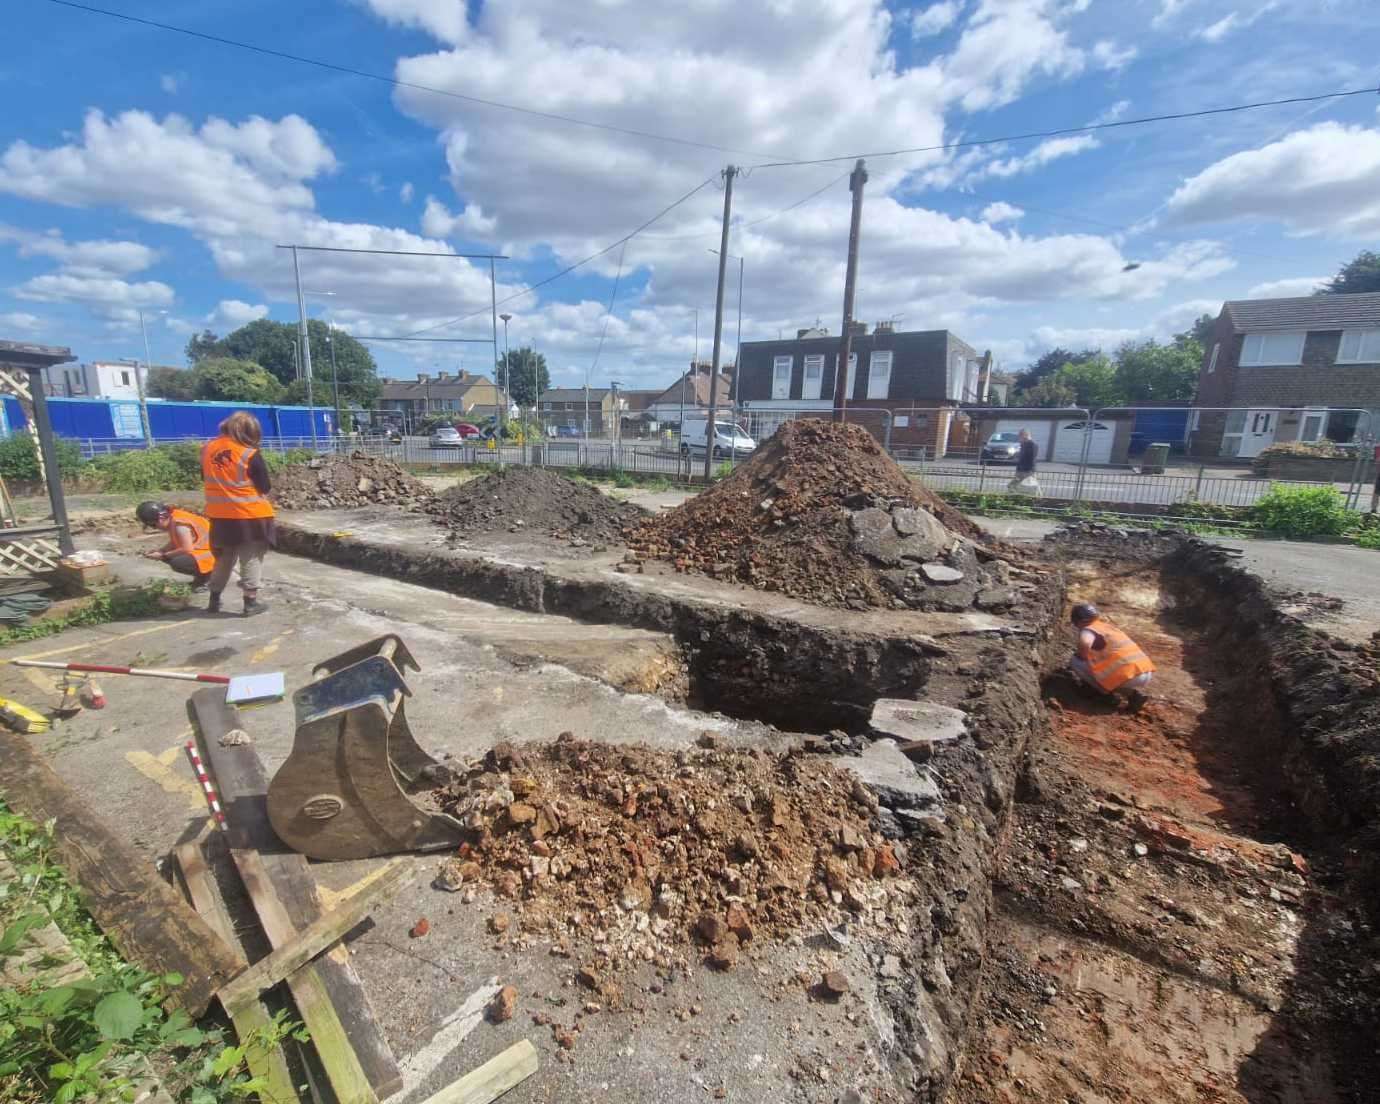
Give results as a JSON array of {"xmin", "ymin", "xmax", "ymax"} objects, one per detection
[
  {"xmin": 271, "ymin": 452, "xmax": 433, "ymax": 510},
  {"xmin": 424, "ymin": 466, "xmax": 645, "ymax": 546},
  {"xmin": 432, "ymin": 734, "xmax": 915, "ymax": 980},
  {"xmin": 626, "ymin": 419, "xmax": 1016, "ymax": 611}
]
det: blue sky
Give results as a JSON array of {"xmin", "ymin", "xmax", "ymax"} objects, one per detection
[{"xmin": 2, "ymin": 0, "xmax": 1377, "ymax": 391}]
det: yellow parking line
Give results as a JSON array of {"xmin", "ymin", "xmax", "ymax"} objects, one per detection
[
  {"xmin": 125, "ymin": 736, "xmax": 205, "ymax": 813},
  {"xmin": 4, "ymin": 620, "xmax": 181, "ymax": 663}
]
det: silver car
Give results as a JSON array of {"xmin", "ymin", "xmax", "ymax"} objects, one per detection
[{"xmin": 428, "ymin": 426, "xmax": 462, "ymax": 448}]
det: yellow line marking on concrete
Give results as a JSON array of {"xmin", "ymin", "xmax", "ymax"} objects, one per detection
[
  {"xmin": 249, "ymin": 633, "xmax": 288, "ymax": 664},
  {"xmin": 317, "ymin": 861, "xmax": 407, "ymax": 963},
  {"xmin": 125, "ymin": 736, "xmax": 205, "ymax": 812},
  {"xmin": 21, "ymin": 669, "xmax": 55, "ymax": 695},
  {"xmin": 3, "ymin": 621, "xmax": 181, "ymax": 663}
]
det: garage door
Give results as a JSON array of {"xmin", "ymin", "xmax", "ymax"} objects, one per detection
[
  {"xmin": 1053, "ymin": 419, "xmax": 1114, "ymax": 464},
  {"xmin": 988, "ymin": 419, "xmax": 1053, "ymax": 460}
]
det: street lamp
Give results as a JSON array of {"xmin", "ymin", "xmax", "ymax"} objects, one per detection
[
  {"xmin": 306, "ymin": 291, "xmax": 337, "ymax": 441},
  {"xmin": 499, "ymin": 312, "xmax": 512, "ymax": 428},
  {"xmin": 135, "ymin": 307, "xmax": 165, "ymax": 448}
]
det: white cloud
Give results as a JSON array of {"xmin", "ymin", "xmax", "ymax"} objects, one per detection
[
  {"xmin": 400, "ymin": 181, "xmax": 415, "ymax": 203},
  {"xmin": 1090, "ymin": 99, "xmax": 1130, "ymax": 125},
  {"xmin": 15, "ymin": 274, "xmax": 174, "ymax": 309},
  {"xmin": 207, "ymin": 299, "xmax": 270, "ymax": 328},
  {"xmin": 1245, "ymin": 276, "xmax": 1326, "ymax": 298},
  {"xmin": 981, "ymin": 134, "xmax": 1099, "ymax": 178},
  {"xmin": 1009, "ymin": 299, "xmax": 1220, "ymax": 368},
  {"xmin": 1194, "ymin": 4, "xmax": 1274, "ymax": 41},
  {"xmin": 910, "ymin": 1, "xmax": 963, "ymax": 37},
  {"xmin": 421, "ymin": 196, "xmax": 497, "ymax": 238},
  {"xmin": 359, "ymin": 0, "xmax": 468, "ymax": 45},
  {"xmin": 1152, "ymin": 0, "xmax": 1196, "ymax": 26},
  {"xmin": 199, "ymin": 114, "xmax": 338, "ymax": 182},
  {"xmin": 939, "ymin": 0, "xmax": 1087, "ymax": 112},
  {"xmin": 0, "ymin": 226, "xmax": 156, "ymax": 278},
  {"xmin": 160, "ymin": 73, "xmax": 183, "ymax": 94},
  {"xmin": 1091, "ymin": 40, "xmax": 1136, "ymax": 70},
  {"xmin": 0, "ymin": 311, "xmax": 43, "ymax": 333},
  {"xmin": 1164, "ymin": 122, "xmax": 1380, "ymax": 237},
  {"xmin": 980, "ymin": 201, "xmax": 1024, "ymax": 223}
]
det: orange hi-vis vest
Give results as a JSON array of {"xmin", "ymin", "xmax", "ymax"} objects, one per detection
[
  {"xmin": 1084, "ymin": 618, "xmax": 1155, "ymax": 693},
  {"xmin": 169, "ymin": 507, "xmax": 215, "ymax": 574},
  {"xmin": 201, "ymin": 436, "xmax": 275, "ymax": 520}
]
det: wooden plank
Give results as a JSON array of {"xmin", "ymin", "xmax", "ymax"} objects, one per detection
[
  {"xmin": 172, "ymin": 842, "xmax": 301, "ymax": 1104},
  {"xmin": 0, "ymin": 731, "xmax": 241, "ymax": 1016},
  {"xmin": 417, "ymin": 1040, "xmax": 539, "ymax": 1104},
  {"xmin": 218, "ymin": 862, "xmax": 411, "ymax": 1016},
  {"xmin": 189, "ymin": 687, "xmax": 402, "ymax": 1099}
]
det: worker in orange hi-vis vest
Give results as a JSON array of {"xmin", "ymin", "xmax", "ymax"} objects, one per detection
[
  {"xmin": 135, "ymin": 501, "xmax": 216, "ymax": 590},
  {"xmin": 1068, "ymin": 602, "xmax": 1155, "ymax": 712},
  {"xmin": 200, "ymin": 411, "xmax": 276, "ymax": 617}
]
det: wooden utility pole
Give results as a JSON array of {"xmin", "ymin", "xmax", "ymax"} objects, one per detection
[
  {"xmin": 832, "ymin": 159, "xmax": 868, "ymax": 420},
  {"xmin": 703, "ymin": 164, "xmax": 737, "ymax": 480}
]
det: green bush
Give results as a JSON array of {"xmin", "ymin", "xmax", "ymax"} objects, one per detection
[
  {"xmin": 1248, "ymin": 484, "xmax": 1353, "ymax": 538},
  {"xmin": 263, "ymin": 447, "xmax": 313, "ymax": 474},
  {"xmin": 0, "ymin": 433, "xmax": 85, "ymax": 482},
  {"xmin": 87, "ymin": 448, "xmax": 195, "ymax": 494},
  {"xmin": 157, "ymin": 440, "xmax": 207, "ymax": 485}
]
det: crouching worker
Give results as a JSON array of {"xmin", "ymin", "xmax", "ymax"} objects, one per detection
[
  {"xmin": 1069, "ymin": 602, "xmax": 1155, "ymax": 711},
  {"xmin": 136, "ymin": 501, "xmax": 215, "ymax": 590}
]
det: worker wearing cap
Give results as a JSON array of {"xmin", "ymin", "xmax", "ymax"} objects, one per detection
[
  {"xmin": 136, "ymin": 501, "xmax": 215, "ymax": 589},
  {"xmin": 201, "ymin": 411, "xmax": 276, "ymax": 616},
  {"xmin": 1068, "ymin": 602, "xmax": 1155, "ymax": 711}
]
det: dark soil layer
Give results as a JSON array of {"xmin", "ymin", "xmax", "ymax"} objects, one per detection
[
  {"xmin": 627, "ymin": 420, "xmax": 1016, "ymax": 611},
  {"xmin": 271, "ymin": 453, "xmax": 433, "ymax": 510},
  {"xmin": 425, "ymin": 467, "xmax": 646, "ymax": 546}
]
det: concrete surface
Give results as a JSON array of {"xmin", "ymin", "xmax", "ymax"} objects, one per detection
[{"xmin": 0, "ymin": 538, "xmax": 943, "ymax": 1103}]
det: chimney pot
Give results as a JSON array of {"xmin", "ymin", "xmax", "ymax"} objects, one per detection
[{"xmin": 417, "ymin": 372, "xmax": 430, "ymax": 382}]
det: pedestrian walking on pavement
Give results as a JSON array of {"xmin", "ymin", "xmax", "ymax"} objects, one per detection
[
  {"xmin": 135, "ymin": 501, "xmax": 215, "ymax": 590},
  {"xmin": 1007, "ymin": 428, "xmax": 1041, "ymax": 496},
  {"xmin": 200, "ymin": 411, "xmax": 275, "ymax": 616}
]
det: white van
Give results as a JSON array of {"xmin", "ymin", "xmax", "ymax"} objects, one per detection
[{"xmin": 679, "ymin": 417, "xmax": 756, "ymax": 458}]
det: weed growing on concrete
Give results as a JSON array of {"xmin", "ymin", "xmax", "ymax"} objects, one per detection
[
  {"xmin": 0, "ymin": 802, "xmax": 307, "ymax": 1103},
  {"xmin": 0, "ymin": 582, "xmax": 177, "ymax": 647}
]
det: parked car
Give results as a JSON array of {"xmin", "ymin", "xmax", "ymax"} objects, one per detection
[
  {"xmin": 453, "ymin": 422, "xmax": 482, "ymax": 439},
  {"xmin": 428, "ymin": 426, "xmax": 463, "ymax": 448},
  {"xmin": 679, "ymin": 418, "xmax": 756, "ymax": 459},
  {"xmin": 361, "ymin": 424, "xmax": 402, "ymax": 444},
  {"xmin": 979, "ymin": 430, "xmax": 1023, "ymax": 464},
  {"xmin": 553, "ymin": 425, "xmax": 582, "ymax": 439}
]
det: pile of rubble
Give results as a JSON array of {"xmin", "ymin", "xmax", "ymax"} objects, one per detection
[
  {"xmin": 432, "ymin": 734, "xmax": 915, "ymax": 976},
  {"xmin": 424, "ymin": 467, "xmax": 645, "ymax": 546},
  {"xmin": 271, "ymin": 452, "xmax": 433, "ymax": 510},
  {"xmin": 626, "ymin": 420, "xmax": 1017, "ymax": 611}
]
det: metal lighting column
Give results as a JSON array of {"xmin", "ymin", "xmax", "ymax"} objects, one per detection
[
  {"xmin": 135, "ymin": 308, "xmax": 155, "ymax": 447},
  {"xmin": 27, "ymin": 367, "xmax": 73, "ymax": 554},
  {"xmin": 291, "ymin": 247, "xmax": 318, "ymax": 448},
  {"xmin": 326, "ymin": 327, "xmax": 341, "ymax": 442},
  {"xmin": 489, "ymin": 257, "xmax": 503, "ymax": 469}
]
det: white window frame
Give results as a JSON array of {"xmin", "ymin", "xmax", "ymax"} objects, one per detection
[
  {"xmin": 1240, "ymin": 331, "xmax": 1305, "ymax": 366},
  {"xmin": 1337, "ymin": 329, "xmax": 1380, "ymax": 363},
  {"xmin": 839, "ymin": 352, "xmax": 857, "ymax": 398},
  {"xmin": 1298, "ymin": 409, "xmax": 1327, "ymax": 443},
  {"xmin": 801, "ymin": 354, "xmax": 824, "ymax": 400},
  {"xmin": 867, "ymin": 350, "xmax": 892, "ymax": 400},
  {"xmin": 946, "ymin": 353, "xmax": 964, "ymax": 401},
  {"xmin": 772, "ymin": 355, "xmax": 792, "ymax": 400},
  {"xmin": 1206, "ymin": 342, "xmax": 1219, "ymax": 374}
]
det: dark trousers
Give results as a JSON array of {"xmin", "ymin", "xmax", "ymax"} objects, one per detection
[{"xmin": 166, "ymin": 553, "xmax": 211, "ymax": 585}]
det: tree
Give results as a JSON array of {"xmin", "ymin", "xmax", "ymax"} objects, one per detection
[
  {"xmin": 1112, "ymin": 337, "xmax": 1203, "ymax": 403},
  {"xmin": 281, "ymin": 377, "xmax": 335, "ymax": 406},
  {"xmin": 1011, "ymin": 346, "xmax": 1099, "ymax": 403},
  {"xmin": 147, "ymin": 365, "xmax": 197, "ymax": 401},
  {"xmin": 1318, "ymin": 250, "xmax": 1380, "ymax": 295},
  {"xmin": 184, "ymin": 329, "xmax": 220, "ymax": 364},
  {"xmin": 1051, "ymin": 354, "xmax": 1121, "ymax": 409},
  {"xmin": 497, "ymin": 347, "xmax": 550, "ymax": 408},
  {"xmin": 1019, "ymin": 376, "xmax": 1077, "ymax": 408},
  {"xmin": 190, "ymin": 358, "xmax": 286, "ymax": 404},
  {"xmin": 189, "ymin": 319, "xmax": 381, "ymax": 406},
  {"xmin": 1186, "ymin": 313, "xmax": 1216, "ymax": 347}
]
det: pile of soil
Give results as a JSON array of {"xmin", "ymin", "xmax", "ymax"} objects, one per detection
[
  {"xmin": 432, "ymin": 734, "xmax": 914, "ymax": 976},
  {"xmin": 626, "ymin": 420, "xmax": 1015, "ymax": 611},
  {"xmin": 425, "ymin": 467, "xmax": 646, "ymax": 546},
  {"xmin": 271, "ymin": 452, "xmax": 433, "ymax": 510}
]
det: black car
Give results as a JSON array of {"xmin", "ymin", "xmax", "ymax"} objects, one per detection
[{"xmin": 980, "ymin": 431, "xmax": 1023, "ymax": 463}]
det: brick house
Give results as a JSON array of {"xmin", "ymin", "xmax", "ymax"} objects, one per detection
[
  {"xmin": 1191, "ymin": 292, "xmax": 1380, "ymax": 458},
  {"xmin": 735, "ymin": 324, "xmax": 985, "ymax": 456},
  {"xmin": 539, "ymin": 387, "xmax": 617, "ymax": 434},
  {"xmin": 643, "ymin": 365, "xmax": 736, "ymax": 425},
  {"xmin": 378, "ymin": 370, "xmax": 501, "ymax": 422}
]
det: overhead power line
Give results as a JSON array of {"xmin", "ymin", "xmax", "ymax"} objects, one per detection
[
  {"xmin": 40, "ymin": 0, "xmax": 787, "ymax": 161},
  {"xmin": 750, "ymin": 86, "xmax": 1379, "ymax": 167},
  {"xmin": 401, "ymin": 175, "xmax": 719, "ymax": 337}
]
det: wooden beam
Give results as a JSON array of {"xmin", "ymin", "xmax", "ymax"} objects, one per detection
[
  {"xmin": 172, "ymin": 841, "xmax": 301, "ymax": 1104},
  {"xmin": 189, "ymin": 687, "xmax": 402, "ymax": 1100},
  {"xmin": 417, "ymin": 1040, "xmax": 539, "ymax": 1104},
  {"xmin": 218, "ymin": 862, "xmax": 411, "ymax": 1016},
  {"xmin": 0, "ymin": 731, "xmax": 241, "ymax": 1016}
]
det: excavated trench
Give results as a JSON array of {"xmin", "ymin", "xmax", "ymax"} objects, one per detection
[{"xmin": 950, "ymin": 528, "xmax": 1380, "ymax": 1104}]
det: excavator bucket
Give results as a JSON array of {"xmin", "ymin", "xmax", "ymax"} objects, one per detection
[{"xmin": 267, "ymin": 634, "xmax": 465, "ymax": 861}]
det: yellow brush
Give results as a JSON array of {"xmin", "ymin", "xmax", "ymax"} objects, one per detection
[{"xmin": 0, "ymin": 697, "xmax": 51, "ymax": 734}]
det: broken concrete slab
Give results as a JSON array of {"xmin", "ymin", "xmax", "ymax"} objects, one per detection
[
  {"xmin": 921, "ymin": 563, "xmax": 965, "ymax": 584},
  {"xmin": 849, "ymin": 507, "xmax": 902, "ymax": 565},
  {"xmin": 830, "ymin": 738, "xmax": 942, "ymax": 810},
  {"xmin": 869, "ymin": 699, "xmax": 968, "ymax": 746}
]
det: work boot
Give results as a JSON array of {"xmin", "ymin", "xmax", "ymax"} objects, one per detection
[
  {"xmin": 189, "ymin": 574, "xmax": 209, "ymax": 592},
  {"xmin": 207, "ymin": 591, "xmax": 222, "ymax": 614},
  {"xmin": 242, "ymin": 595, "xmax": 268, "ymax": 617},
  {"xmin": 1126, "ymin": 689, "xmax": 1149, "ymax": 714}
]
